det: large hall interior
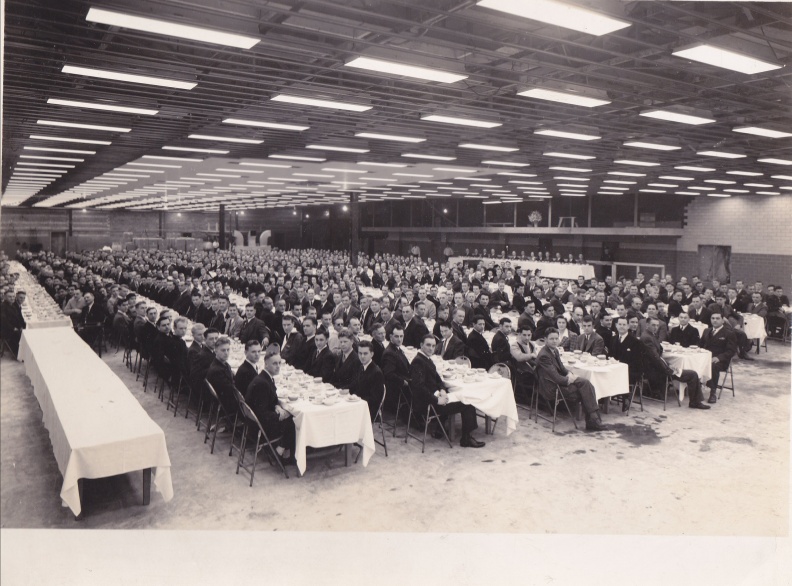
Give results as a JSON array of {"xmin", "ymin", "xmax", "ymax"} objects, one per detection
[{"xmin": 1, "ymin": 1, "xmax": 791, "ymax": 584}]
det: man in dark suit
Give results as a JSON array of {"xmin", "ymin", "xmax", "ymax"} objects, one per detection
[
  {"xmin": 187, "ymin": 323, "xmax": 206, "ymax": 377},
  {"xmin": 466, "ymin": 316, "xmax": 494, "ymax": 369},
  {"xmin": 189, "ymin": 327, "xmax": 219, "ymax": 402},
  {"xmin": 238, "ymin": 304, "xmax": 271, "ymax": 346},
  {"xmin": 184, "ymin": 290, "xmax": 203, "ymax": 321},
  {"xmin": 534, "ymin": 304, "xmax": 556, "ymax": 340},
  {"xmin": 245, "ymin": 349, "xmax": 296, "ymax": 465},
  {"xmin": 339, "ymin": 293, "xmax": 361, "ymax": 326},
  {"xmin": 668, "ymin": 312, "xmax": 701, "ymax": 348},
  {"xmin": 410, "ymin": 334, "xmax": 485, "ymax": 448},
  {"xmin": 351, "ymin": 341, "xmax": 385, "ymax": 421},
  {"xmin": 172, "ymin": 283, "xmax": 193, "ymax": 315},
  {"xmin": 370, "ymin": 323, "xmax": 386, "ymax": 367},
  {"xmin": 641, "ymin": 318, "xmax": 709, "ymax": 409},
  {"xmin": 491, "ymin": 318, "xmax": 512, "ymax": 365},
  {"xmin": 306, "ymin": 330, "xmax": 336, "ymax": 382},
  {"xmin": 1, "ymin": 289, "xmax": 26, "ymax": 357},
  {"xmin": 435, "ymin": 321, "xmax": 466, "ymax": 360},
  {"xmin": 535, "ymin": 328, "xmax": 605, "ymax": 431},
  {"xmin": 700, "ymin": 312, "xmax": 738, "ymax": 404},
  {"xmin": 331, "ymin": 329, "xmax": 361, "ymax": 389},
  {"xmin": 609, "ymin": 317, "xmax": 642, "ymax": 410},
  {"xmin": 401, "ymin": 304, "xmax": 429, "ymax": 348},
  {"xmin": 381, "ymin": 325, "xmax": 412, "ymax": 412},
  {"xmin": 687, "ymin": 295, "xmax": 711, "ymax": 326},
  {"xmin": 297, "ymin": 316, "xmax": 317, "ymax": 370},
  {"xmin": 152, "ymin": 317, "xmax": 177, "ymax": 383},
  {"xmin": 451, "ymin": 308, "xmax": 469, "ymax": 345},
  {"xmin": 279, "ymin": 315, "xmax": 305, "ymax": 367},
  {"xmin": 205, "ymin": 337, "xmax": 242, "ymax": 430},
  {"xmin": 573, "ymin": 315, "xmax": 605, "ymax": 355},
  {"xmin": 517, "ymin": 302, "xmax": 537, "ymax": 335},
  {"xmin": 234, "ymin": 339, "xmax": 261, "ymax": 396}
]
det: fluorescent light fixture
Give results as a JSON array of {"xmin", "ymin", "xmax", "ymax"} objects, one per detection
[
  {"xmin": 498, "ymin": 172, "xmax": 537, "ymax": 177},
  {"xmin": 188, "ymin": 134, "xmax": 262, "ymax": 144},
  {"xmin": 482, "ymin": 200, "xmax": 502, "ymax": 205},
  {"xmin": 20, "ymin": 155, "xmax": 83, "ymax": 162},
  {"xmin": 758, "ymin": 158, "xmax": 792, "ymax": 165},
  {"xmin": 518, "ymin": 87, "xmax": 609, "ymax": 107},
  {"xmin": 726, "ymin": 171, "xmax": 763, "ymax": 177},
  {"xmin": 674, "ymin": 192, "xmax": 698, "ymax": 196},
  {"xmin": 659, "ymin": 176, "xmax": 693, "ymax": 181},
  {"xmin": 757, "ymin": 191, "xmax": 781, "ymax": 195},
  {"xmin": 30, "ymin": 134, "xmax": 111, "ymax": 145},
  {"xmin": 559, "ymin": 192, "xmax": 587, "ymax": 197},
  {"xmin": 744, "ymin": 183, "xmax": 773, "ymax": 188},
  {"xmin": 62, "ymin": 65, "xmax": 196, "ymax": 89},
  {"xmin": 17, "ymin": 162, "xmax": 74, "ymax": 168},
  {"xmin": 649, "ymin": 183, "xmax": 678, "ymax": 188},
  {"xmin": 143, "ymin": 155, "xmax": 202, "ymax": 162},
  {"xmin": 640, "ymin": 108, "xmax": 715, "ymax": 125},
  {"xmin": 543, "ymin": 151, "xmax": 595, "ymax": 160},
  {"xmin": 459, "ymin": 143, "xmax": 518, "ymax": 152},
  {"xmin": 355, "ymin": 132, "xmax": 425, "ymax": 143},
  {"xmin": 534, "ymin": 128, "xmax": 600, "ymax": 141},
  {"xmin": 357, "ymin": 161, "xmax": 407, "ymax": 168},
  {"xmin": 771, "ymin": 175, "xmax": 792, "ymax": 181},
  {"xmin": 222, "ymin": 118, "xmax": 308, "ymax": 131},
  {"xmin": 270, "ymin": 154, "xmax": 326, "ymax": 162},
  {"xmin": 271, "ymin": 94, "xmax": 371, "ymax": 112},
  {"xmin": 640, "ymin": 189, "xmax": 666, "ymax": 193},
  {"xmin": 24, "ymin": 146, "xmax": 95, "ymax": 154},
  {"xmin": 553, "ymin": 177, "xmax": 589, "ymax": 182},
  {"xmin": 435, "ymin": 167, "xmax": 477, "ymax": 173},
  {"xmin": 420, "ymin": 114, "xmax": 500, "ymax": 128},
  {"xmin": 689, "ymin": 186, "xmax": 715, "ymax": 191},
  {"xmin": 345, "ymin": 56, "xmax": 466, "ymax": 83},
  {"xmin": 675, "ymin": 165, "xmax": 715, "ymax": 172},
  {"xmin": 707, "ymin": 193, "xmax": 732, "ymax": 198},
  {"xmin": 732, "ymin": 126, "xmax": 791, "ymax": 139},
  {"xmin": 482, "ymin": 160, "xmax": 529, "ymax": 167},
  {"xmin": 402, "ymin": 153, "xmax": 456, "ymax": 161},
  {"xmin": 37, "ymin": 120, "xmax": 130, "ymax": 132},
  {"xmin": 163, "ymin": 146, "xmax": 229, "ymax": 154},
  {"xmin": 623, "ymin": 140, "xmax": 681, "ymax": 151},
  {"xmin": 322, "ymin": 168, "xmax": 367, "ymax": 174},
  {"xmin": 723, "ymin": 189, "xmax": 749, "ymax": 193},
  {"xmin": 477, "ymin": 0, "xmax": 630, "ymax": 36},
  {"xmin": 672, "ymin": 44, "xmax": 782, "ymax": 75},
  {"xmin": 614, "ymin": 159, "xmax": 659, "ymax": 167},
  {"xmin": 306, "ymin": 145, "xmax": 369, "ymax": 153},
  {"xmin": 557, "ymin": 184, "xmax": 589, "ymax": 188},
  {"xmin": 394, "ymin": 173, "xmax": 433, "ymax": 178},
  {"xmin": 704, "ymin": 179, "xmax": 737, "ymax": 185},
  {"xmin": 604, "ymin": 180, "xmax": 636, "ymax": 185},
  {"xmin": 608, "ymin": 171, "xmax": 646, "ymax": 177},
  {"xmin": 697, "ymin": 150, "xmax": 746, "ymax": 159},
  {"xmin": 128, "ymin": 162, "xmax": 181, "ymax": 168},
  {"xmin": 46, "ymin": 98, "xmax": 158, "ymax": 115},
  {"xmin": 86, "ymin": 7, "xmax": 260, "ymax": 49},
  {"xmin": 548, "ymin": 166, "xmax": 591, "ymax": 173},
  {"xmin": 239, "ymin": 162, "xmax": 292, "ymax": 168}
]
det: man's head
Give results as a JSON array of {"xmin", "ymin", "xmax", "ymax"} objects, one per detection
[
  {"xmin": 419, "ymin": 333, "xmax": 437, "ymax": 356},
  {"xmin": 214, "ymin": 336, "xmax": 232, "ymax": 362},
  {"xmin": 349, "ymin": 317, "xmax": 362, "ymax": 336},
  {"xmin": 516, "ymin": 326, "xmax": 533, "ymax": 346},
  {"xmin": 390, "ymin": 325, "xmax": 404, "ymax": 348},
  {"xmin": 264, "ymin": 349, "xmax": 281, "ymax": 377},
  {"xmin": 472, "ymin": 316, "xmax": 486, "ymax": 333},
  {"xmin": 543, "ymin": 304, "xmax": 555, "ymax": 318},
  {"xmin": 156, "ymin": 316, "xmax": 170, "ymax": 333},
  {"xmin": 191, "ymin": 323, "xmax": 206, "ymax": 344},
  {"xmin": 204, "ymin": 328, "xmax": 220, "ymax": 350},
  {"xmin": 544, "ymin": 328, "xmax": 560, "ymax": 349},
  {"xmin": 371, "ymin": 323, "xmax": 386, "ymax": 343},
  {"xmin": 338, "ymin": 329, "xmax": 354, "ymax": 355},
  {"xmin": 282, "ymin": 315, "xmax": 295, "ymax": 335},
  {"xmin": 499, "ymin": 317, "xmax": 512, "ymax": 335},
  {"xmin": 401, "ymin": 304, "xmax": 414, "ymax": 323},
  {"xmin": 710, "ymin": 312, "xmax": 724, "ymax": 329},
  {"xmin": 173, "ymin": 317, "xmax": 188, "ymax": 338},
  {"xmin": 751, "ymin": 292, "xmax": 762, "ymax": 305},
  {"xmin": 580, "ymin": 315, "xmax": 595, "ymax": 335},
  {"xmin": 358, "ymin": 340, "xmax": 374, "ymax": 366},
  {"xmin": 615, "ymin": 317, "xmax": 629, "ymax": 336},
  {"xmin": 84, "ymin": 291, "xmax": 95, "ymax": 306},
  {"xmin": 146, "ymin": 306, "xmax": 158, "ymax": 324},
  {"xmin": 628, "ymin": 316, "xmax": 639, "ymax": 333},
  {"xmin": 303, "ymin": 316, "xmax": 316, "ymax": 338},
  {"xmin": 244, "ymin": 339, "xmax": 262, "ymax": 364}
]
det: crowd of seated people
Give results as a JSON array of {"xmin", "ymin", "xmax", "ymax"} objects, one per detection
[{"xmin": 3, "ymin": 246, "xmax": 789, "ymax": 452}]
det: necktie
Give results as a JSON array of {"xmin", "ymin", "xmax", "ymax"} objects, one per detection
[{"xmin": 442, "ymin": 338, "xmax": 448, "ymax": 355}]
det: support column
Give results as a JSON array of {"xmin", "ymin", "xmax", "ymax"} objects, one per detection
[
  {"xmin": 158, "ymin": 211, "xmax": 164, "ymax": 238},
  {"xmin": 587, "ymin": 196, "xmax": 592, "ymax": 227},
  {"xmin": 633, "ymin": 193, "xmax": 639, "ymax": 227},
  {"xmin": 219, "ymin": 204, "xmax": 226, "ymax": 250},
  {"xmin": 350, "ymin": 192, "xmax": 360, "ymax": 265},
  {"xmin": 68, "ymin": 209, "xmax": 73, "ymax": 236},
  {"xmin": 548, "ymin": 198, "xmax": 553, "ymax": 227}
]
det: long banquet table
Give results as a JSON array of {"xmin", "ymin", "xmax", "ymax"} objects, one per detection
[
  {"xmin": 447, "ymin": 257, "xmax": 595, "ymax": 280},
  {"xmin": 18, "ymin": 328, "xmax": 174, "ymax": 517}
]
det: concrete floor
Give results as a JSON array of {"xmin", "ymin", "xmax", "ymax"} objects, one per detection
[{"xmin": 1, "ymin": 339, "xmax": 789, "ymax": 535}]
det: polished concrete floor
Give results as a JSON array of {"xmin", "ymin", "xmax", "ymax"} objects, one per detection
[{"xmin": 1, "ymin": 338, "xmax": 789, "ymax": 535}]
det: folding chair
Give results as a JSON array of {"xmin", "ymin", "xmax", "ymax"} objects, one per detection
[
  {"xmin": 405, "ymin": 399, "xmax": 453, "ymax": 453},
  {"xmin": 203, "ymin": 380, "xmax": 228, "ymax": 454},
  {"xmin": 356, "ymin": 388, "xmax": 388, "ymax": 463},
  {"xmin": 637, "ymin": 353, "xmax": 679, "ymax": 411},
  {"xmin": 389, "ymin": 386, "xmax": 412, "ymax": 438},
  {"xmin": 228, "ymin": 388, "xmax": 248, "ymax": 460},
  {"xmin": 236, "ymin": 401, "xmax": 289, "ymax": 485},
  {"xmin": 455, "ymin": 355, "xmax": 472, "ymax": 368},
  {"xmin": 532, "ymin": 382, "xmax": 579, "ymax": 433},
  {"xmin": 716, "ymin": 362, "xmax": 735, "ymax": 400}
]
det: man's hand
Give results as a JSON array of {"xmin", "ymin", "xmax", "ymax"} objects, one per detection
[
  {"xmin": 712, "ymin": 357, "xmax": 720, "ymax": 364},
  {"xmin": 566, "ymin": 373, "xmax": 578, "ymax": 384},
  {"xmin": 437, "ymin": 390, "xmax": 449, "ymax": 406},
  {"xmin": 275, "ymin": 406, "xmax": 289, "ymax": 421}
]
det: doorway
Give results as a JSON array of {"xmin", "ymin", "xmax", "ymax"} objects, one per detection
[{"xmin": 51, "ymin": 231, "xmax": 67, "ymax": 256}]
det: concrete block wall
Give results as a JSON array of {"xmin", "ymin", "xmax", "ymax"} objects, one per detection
[{"xmin": 677, "ymin": 195, "xmax": 792, "ymax": 286}]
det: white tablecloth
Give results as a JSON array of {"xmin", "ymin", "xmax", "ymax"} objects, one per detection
[
  {"xmin": 741, "ymin": 314, "xmax": 767, "ymax": 343},
  {"xmin": 281, "ymin": 398, "xmax": 375, "ymax": 475},
  {"xmin": 663, "ymin": 346, "xmax": 712, "ymax": 401},
  {"xmin": 18, "ymin": 328, "xmax": 173, "ymax": 516},
  {"xmin": 565, "ymin": 359, "xmax": 629, "ymax": 400},
  {"xmin": 446, "ymin": 377, "xmax": 519, "ymax": 435},
  {"xmin": 11, "ymin": 267, "xmax": 72, "ymax": 329},
  {"xmin": 447, "ymin": 257, "xmax": 595, "ymax": 280}
]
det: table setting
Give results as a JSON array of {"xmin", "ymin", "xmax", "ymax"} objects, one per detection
[
  {"xmin": 561, "ymin": 350, "xmax": 629, "ymax": 401},
  {"xmin": 13, "ymin": 272, "xmax": 73, "ymax": 329},
  {"xmin": 661, "ymin": 341, "xmax": 712, "ymax": 401}
]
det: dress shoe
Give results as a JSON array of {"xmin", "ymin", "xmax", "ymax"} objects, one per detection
[
  {"xmin": 689, "ymin": 403, "xmax": 711, "ymax": 410},
  {"xmin": 279, "ymin": 453, "xmax": 297, "ymax": 466},
  {"xmin": 621, "ymin": 398, "xmax": 631, "ymax": 412},
  {"xmin": 432, "ymin": 427, "xmax": 446, "ymax": 440},
  {"xmin": 740, "ymin": 353, "xmax": 755, "ymax": 361},
  {"xmin": 585, "ymin": 411, "xmax": 607, "ymax": 432},
  {"xmin": 707, "ymin": 393, "xmax": 717, "ymax": 404},
  {"xmin": 460, "ymin": 435, "xmax": 485, "ymax": 448}
]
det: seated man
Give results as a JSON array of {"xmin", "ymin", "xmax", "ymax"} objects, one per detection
[
  {"xmin": 609, "ymin": 317, "xmax": 642, "ymax": 411},
  {"xmin": 491, "ymin": 317, "xmax": 513, "ymax": 365},
  {"xmin": 306, "ymin": 329, "xmax": 336, "ymax": 382},
  {"xmin": 640, "ymin": 317, "xmax": 709, "ymax": 410},
  {"xmin": 350, "ymin": 341, "xmax": 385, "ymax": 422},
  {"xmin": 435, "ymin": 320, "xmax": 466, "ymax": 360},
  {"xmin": 668, "ymin": 312, "xmax": 701, "ymax": 348},
  {"xmin": 535, "ymin": 328, "xmax": 605, "ymax": 431},
  {"xmin": 573, "ymin": 315, "xmax": 606, "ymax": 356},
  {"xmin": 410, "ymin": 334, "xmax": 485, "ymax": 448},
  {"xmin": 700, "ymin": 312, "xmax": 738, "ymax": 404},
  {"xmin": 234, "ymin": 339, "xmax": 262, "ymax": 397},
  {"xmin": 466, "ymin": 315, "xmax": 494, "ymax": 369},
  {"xmin": 331, "ymin": 329, "xmax": 361, "ymax": 389},
  {"xmin": 279, "ymin": 314, "xmax": 304, "ymax": 367},
  {"xmin": 510, "ymin": 325, "xmax": 538, "ymax": 389},
  {"xmin": 533, "ymin": 304, "xmax": 556, "ymax": 340},
  {"xmin": 245, "ymin": 348, "xmax": 297, "ymax": 465},
  {"xmin": 381, "ymin": 325, "xmax": 412, "ymax": 412},
  {"xmin": 205, "ymin": 336, "xmax": 243, "ymax": 431}
]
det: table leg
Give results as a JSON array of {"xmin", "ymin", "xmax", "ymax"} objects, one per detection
[
  {"xmin": 677, "ymin": 381, "xmax": 686, "ymax": 403},
  {"xmin": 485, "ymin": 415, "xmax": 493, "ymax": 434},
  {"xmin": 142, "ymin": 468, "xmax": 152, "ymax": 506},
  {"xmin": 755, "ymin": 339, "xmax": 760, "ymax": 354},
  {"xmin": 345, "ymin": 444, "xmax": 352, "ymax": 467},
  {"xmin": 448, "ymin": 413, "xmax": 457, "ymax": 442},
  {"xmin": 601, "ymin": 398, "xmax": 610, "ymax": 415},
  {"xmin": 75, "ymin": 478, "xmax": 85, "ymax": 520}
]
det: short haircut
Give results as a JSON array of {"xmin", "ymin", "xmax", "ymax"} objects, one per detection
[
  {"xmin": 191, "ymin": 290, "xmax": 202, "ymax": 297},
  {"xmin": 244, "ymin": 339, "xmax": 261, "ymax": 350},
  {"xmin": 302, "ymin": 316, "xmax": 316, "ymax": 327},
  {"xmin": 545, "ymin": 327, "xmax": 559, "ymax": 337},
  {"xmin": 472, "ymin": 315, "xmax": 486, "ymax": 324},
  {"xmin": 438, "ymin": 320, "xmax": 452, "ymax": 330},
  {"xmin": 282, "ymin": 314, "xmax": 296, "ymax": 325},
  {"xmin": 515, "ymin": 325, "xmax": 533, "ymax": 334},
  {"xmin": 358, "ymin": 340, "xmax": 373, "ymax": 351},
  {"xmin": 391, "ymin": 325, "xmax": 404, "ymax": 335},
  {"xmin": 420, "ymin": 333, "xmax": 436, "ymax": 345},
  {"xmin": 499, "ymin": 317, "xmax": 512, "ymax": 326},
  {"xmin": 215, "ymin": 336, "xmax": 232, "ymax": 349},
  {"xmin": 370, "ymin": 323, "xmax": 384, "ymax": 333},
  {"xmin": 191, "ymin": 323, "xmax": 206, "ymax": 336},
  {"xmin": 205, "ymin": 328, "xmax": 220, "ymax": 337},
  {"xmin": 173, "ymin": 317, "xmax": 188, "ymax": 328},
  {"xmin": 156, "ymin": 317, "xmax": 170, "ymax": 327},
  {"xmin": 337, "ymin": 328, "xmax": 354, "ymax": 341}
]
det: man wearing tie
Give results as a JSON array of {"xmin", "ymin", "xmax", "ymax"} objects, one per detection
[
  {"xmin": 234, "ymin": 339, "xmax": 262, "ymax": 396},
  {"xmin": 238, "ymin": 304, "xmax": 271, "ymax": 347},
  {"xmin": 573, "ymin": 315, "xmax": 606, "ymax": 355},
  {"xmin": 668, "ymin": 312, "xmax": 701, "ymax": 348},
  {"xmin": 436, "ymin": 321, "xmax": 466, "ymax": 360},
  {"xmin": 700, "ymin": 312, "xmax": 738, "ymax": 404},
  {"xmin": 491, "ymin": 317, "xmax": 513, "ymax": 365},
  {"xmin": 609, "ymin": 317, "xmax": 642, "ymax": 411},
  {"xmin": 466, "ymin": 316, "xmax": 494, "ymax": 369},
  {"xmin": 223, "ymin": 304, "xmax": 245, "ymax": 339},
  {"xmin": 306, "ymin": 330, "xmax": 335, "ymax": 382},
  {"xmin": 351, "ymin": 341, "xmax": 385, "ymax": 422},
  {"xmin": 280, "ymin": 314, "xmax": 305, "ymax": 367},
  {"xmin": 381, "ymin": 325, "xmax": 411, "ymax": 412},
  {"xmin": 1, "ymin": 289, "xmax": 26, "ymax": 358},
  {"xmin": 205, "ymin": 337, "xmax": 242, "ymax": 432},
  {"xmin": 535, "ymin": 328, "xmax": 605, "ymax": 431},
  {"xmin": 401, "ymin": 304, "xmax": 428, "ymax": 349},
  {"xmin": 332, "ymin": 329, "xmax": 361, "ymax": 389}
]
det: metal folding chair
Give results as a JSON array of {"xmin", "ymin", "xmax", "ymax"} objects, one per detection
[
  {"xmin": 405, "ymin": 399, "xmax": 453, "ymax": 453},
  {"xmin": 236, "ymin": 401, "xmax": 289, "ymax": 485},
  {"xmin": 716, "ymin": 362, "xmax": 735, "ymax": 399},
  {"xmin": 532, "ymin": 382, "xmax": 579, "ymax": 433}
]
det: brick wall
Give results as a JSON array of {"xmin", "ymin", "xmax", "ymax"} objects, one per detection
[{"xmin": 677, "ymin": 195, "xmax": 792, "ymax": 286}]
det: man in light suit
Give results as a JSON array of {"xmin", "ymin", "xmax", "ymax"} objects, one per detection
[
  {"xmin": 223, "ymin": 304, "xmax": 245, "ymax": 339},
  {"xmin": 535, "ymin": 328, "xmax": 605, "ymax": 431},
  {"xmin": 435, "ymin": 321, "xmax": 466, "ymax": 360},
  {"xmin": 700, "ymin": 312, "xmax": 738, "ymax": 404},
  {"xmin": 573, "ymin": 315, "xmax": 605, "ymax": 355}
]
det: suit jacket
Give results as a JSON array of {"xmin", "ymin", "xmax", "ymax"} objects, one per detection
[
  {"xmin": 306, "ymin": 346, "xmax": 336, "ymax": 382},
  {"xmin": 350, "ymin": 362, "xmax": 385, "ymax": 421},
  {"xmin": 747, "ymin": 302, "xmax": 768, "ymax": 318},
  {"xmin": 244, "ymin": 370, "xmax": 280, "ymax": 429},
  {"xmin": 472, "ymin": 305, "xmax": 497, "ymax": 330},
  {"xmin": 234, "ymin": 360, "xmax": 259, "ymax": 397},
  {"xmin": 332, "ymin": 350, "xmax": 361, "ymax": 389},
  {"xmin": 184, "ymin": 302, "xmax": 202, "ymax": 322},
  {"xmin": 435, "ymin": 334, "xmax": 466, "ymax": 360},
  {"xmin": 381, "ymin": 344, "xmax": 411, "ymax": 398},
  {"xmin": 340, "ymin": 305, "xmax": 361, "ymax": 326},
  {"xmin": 534, "ymin": 315, "xmax": 556, "ymax": 340},
  {"xmin": 409, "ymin": 351, "xmax": 443, "ymax": 412},
  {"xmin": 609, "ymin": 333, "xmax": 641, "ymax": 382},
  {"xmin": 517, "ymin": 312, "xmax": 537, "ymax": 334},
  {"xmin": 700, "ymin": 326, "xmax": 738, "ymax": 365},
  {"xmin": 372, "ymin": 338, "xmax": 385, "ymax": 367},
  {"xmin": 489, "ymin": 290, "xmax": 510, "ymax": 311},
  {"xmin": 238, "ymin": 317, "xmax": 270, "ymax": 346},
  {"xmin": 574, "ymin": 331, "xmax": 606, "ymax": 355},
  {"xmin": 280, "ymin": 331, "xmax": 305, "ymax": 367},
  {"xmin": 639, "ymin": 331, "xmax": 674, "ymax": 390},
  {"xmin": 534, "ymin": 345, "xmax": 570, "ymax": 398},
  {"xmin": 172, "ymin": 291, "xmax": 193, "ymax": 315},
  {"xmin": 1, "ymin": 301, "xmax": 26, "ymax": 336},
  {"xmin": 687, "ymin": 305, "xmax": 712, "ymax": 327},
  {"xmin": 223, "ymin": 315, "xmax": 245, "ymax": 338},
  {"xmin": 196, "ymin": 304, "xmax": 215, "ymax": 327},
  {"xmin": 403, "ymin": 318, "xmax": 429, "ymax": 348},
  {"xmin": 205, "ymin": 358, "xmax": 240, "ymax": 415},
  {"xmin": 637, "ymin": 319, "xmax": 668, "ymax": 342},
  {"xmin": 81, "ymin": 302, "xmax": 106, "ymax": 326},
  {"xmin": 466, "ymin": 329, "xmax": 493, "ymax": 369},
  {"xmin": 189, "ymin": 344, "xmax": 215, "ymax": 393},
  {"xmin": 668, "ymin": 324, "xmax": 701, "ymax": 348},
  {"xmin": 451, "ymin": 321, "xmax": 468, "ymax": 345},
  {"xmin": 491, "ymin": 330, "xmax": 511, "ymax": 365}
]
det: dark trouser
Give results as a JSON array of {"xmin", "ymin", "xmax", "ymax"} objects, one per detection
[
  {"xmin": 560, "ymin": 379, "xmax": 599, "ymax": 415},
  {"xmin": 735, "ymin": 329, "xmax": 751, "ymax": 354},
  {"xmin": 2, "ymin": 332, "xmax": 21, "ymax": 357},
  {"xmin": 435, "ymin": 402, "xmax": 479, "ymax": 437},
  {"xmin": 707, "ymin": 361, "xmax": 729, "ymax": 393},
  {"xmin": 257, "ymin": 413, "xmax": 296, "ymax": 455},
  {"xmin": 360, "ymin": 386, "xmax": 385, "ymax": 422},
  {"xmin": 674, "ymin": 369, "xmax": 704, "ymax": 405}
]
